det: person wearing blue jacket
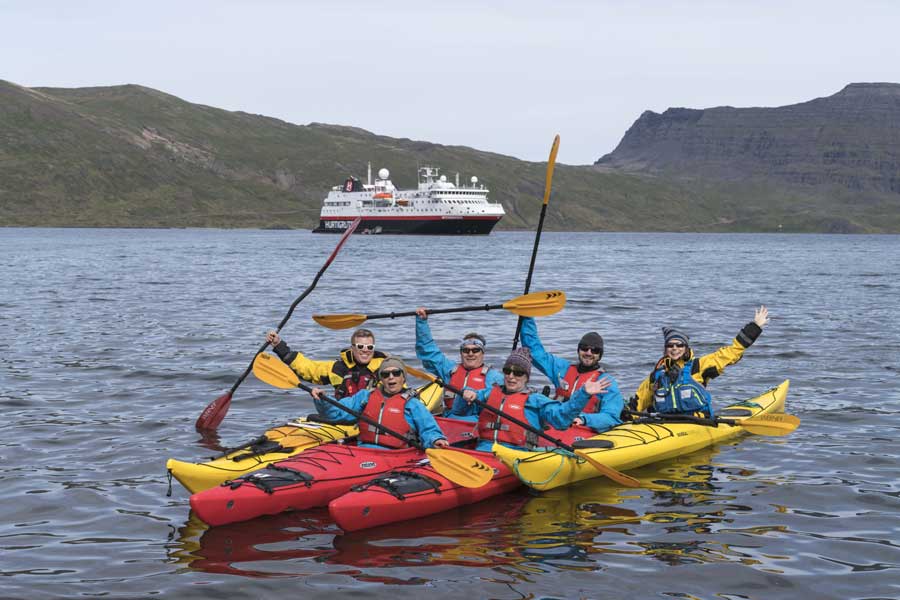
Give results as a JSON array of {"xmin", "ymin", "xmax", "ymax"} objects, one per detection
[
  {"xmin": 415, "ymin": 307, "xmax": 504, "ymax": 418},
  {"xmin": 310, "ymin": 357, "xmax": 449, "ymax": 450},
  {"xmin": 519, "ymin": 316, "xmax": 623, "ymax": 433},
  {"xmin": 458, "ymin": 347, "xmax": 612, "ymax": 452}
]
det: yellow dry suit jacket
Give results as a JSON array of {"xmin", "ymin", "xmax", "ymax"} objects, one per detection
[{"xmin": 277, "ymin": 344, "xmax": 388, "ymax": 398}]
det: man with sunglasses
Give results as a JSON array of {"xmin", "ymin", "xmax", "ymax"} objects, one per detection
[
  {"xmin": 518, "ymin": 317, "xmax": 624, "ymax": 433},
  {"xmin": 414, "ymin": 307, "xmax": 504, "ymax": 417},
  {"xmin": 459, "ymin": 347, "xmax": 610, "ymax": 451},
  {"xmin": 630, "ymin": 306, "xmax": 770, "ymax": 418},
  {"xmin": 310, "ymin": 357, "xmax": 450, "ymax": 449},
  {"xmin": 266, "ymin": 328, "xmax": 388, "ymax": 399}
]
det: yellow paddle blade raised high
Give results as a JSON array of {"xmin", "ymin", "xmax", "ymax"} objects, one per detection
[{"xmin": 313, "ymin": 290, "xmax": 567, "ymax": 330}]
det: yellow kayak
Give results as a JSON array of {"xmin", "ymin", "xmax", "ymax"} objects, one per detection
[
  {"xmin": 492, "ymin": 380, "xmax": 789, "ymax": 492},
  {"xmin": 167, "ymin": 381, "xmax": 445, "ymax": 494},
  {"xmin": 167, "ymin": 419, "xmax": 359, "ymax": 494}
]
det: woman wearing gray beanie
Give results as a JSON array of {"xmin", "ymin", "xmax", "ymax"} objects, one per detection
[
  {"xmin": 630, "ymin": 306, "xmax": 770, "ymax": 418},
  {"xmin": 458, "ymin": 347, "xmax": 610, "ymax": 452}
]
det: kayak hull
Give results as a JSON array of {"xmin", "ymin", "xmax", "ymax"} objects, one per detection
[
  {"xmin": 190, "ymin": 445, "xmax": 425, "ymax": 526},
  {"xmin": 328, "ymin": 448, "xmax": 521, "ymax": 532},
  {"xmin": 189, "ymin": 417, "xmax": 477, "ymax": 527},
  {"xmin": 493, "ymin": 380, "xmax": 790, "ymax": 492}
]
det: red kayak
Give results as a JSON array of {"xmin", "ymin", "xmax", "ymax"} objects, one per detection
[
  {"xmin": 328, "ymin": 424, "xmax": 595, "ymax": 532},
  {"xmin": 190, "ymin": 417, "xmax": 476, "ymax": 527}
]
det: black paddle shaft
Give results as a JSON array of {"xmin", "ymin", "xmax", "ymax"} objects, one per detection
[
  {"xmin": 365, "ymin": 303, "xmax": 503, "ymax": 321},
  {"xmin": 512, "ymin": 201, "xmax": 549, "ymax": 350},
  {"xmin": 296, "ymin": 381, "xmax": 426, "ymax": 450},
  {"xmin": 627, "ymin": 410, "xmax": 736, "ymax": 428},
  {"xmin": 226, "ymin": 219, "xmax": 361, "ymax": 394},
  {"xmin": 437, "ymin": 376, "xmax": 577, "ymax": 452}
]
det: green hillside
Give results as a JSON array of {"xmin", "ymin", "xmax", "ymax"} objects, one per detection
[{"xmin": 2, "ymin": 80, "xmax": 898, "ymax": 232}]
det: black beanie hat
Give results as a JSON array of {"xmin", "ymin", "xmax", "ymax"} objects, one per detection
[
  {"xmin": 662, "ymin": 327, "xmax": 690, "ymax": 346},
  {"xmin": 578, "ymin": 332, "xmax": 604, "ymax": 359}
]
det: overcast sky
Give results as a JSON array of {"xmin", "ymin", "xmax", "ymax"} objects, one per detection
[{"xmin": 3, "ymin": 1, "xmax": 898, "ymax": 164}]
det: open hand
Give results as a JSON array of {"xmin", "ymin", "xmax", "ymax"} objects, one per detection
[
  {"xmin": 582, "ymin": 376, "xmax": 612, "ymax": 397},
  {"xmin": 754, "ymin": 305, "xmax": 770, "ymax": 328}
]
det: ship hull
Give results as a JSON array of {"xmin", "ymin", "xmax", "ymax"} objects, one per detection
[{"xmin": 312, "ymin": 216, "xmax": 501, "ymax": 235}]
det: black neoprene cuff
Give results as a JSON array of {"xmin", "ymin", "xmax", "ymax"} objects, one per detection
[
  {"xmin": 273, "ymin": 340, "xmax": 293, "ymax": 362},
  {"xmin": 736, "ymin": 322, "xmax": 762, "ymax": 348}
]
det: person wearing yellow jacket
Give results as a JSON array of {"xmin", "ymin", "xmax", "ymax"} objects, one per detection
[
  {"xmin": 630, "ymin": 306, "xmax": 770, "ymax": 418},
  {"xmin": 265, "ymin": 328, "xmax": 388, "ymax": 399}
]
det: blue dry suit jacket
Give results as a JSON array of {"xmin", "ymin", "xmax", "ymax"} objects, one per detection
[
  {"xmin": 453, "ymin": 384, "xmax": 594, "ymax": 452},
  {"xmin": 520, "ymin": 317, "xmax": 624, "ymax": 433},
  {"xmin": 415, "ymin": 316, "xmax": 504, "ymax": 417},
  {"xmin": 314, "ymin": 387, "xmax": 447, "ymax": 449}
]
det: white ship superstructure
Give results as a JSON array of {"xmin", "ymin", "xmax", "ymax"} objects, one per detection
[{"xmin": 312, "ymin": 165, "xmax": 505, "ymax": 235}]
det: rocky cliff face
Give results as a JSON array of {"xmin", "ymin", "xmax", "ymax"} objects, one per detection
[{"xmin": 596, "ymin": 83, "xmax": 900, "ymax": 193}]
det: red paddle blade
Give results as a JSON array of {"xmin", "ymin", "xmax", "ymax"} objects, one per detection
[{"xmin": 195, "ymin": 392, "xmax": 232, "ymax": 431}]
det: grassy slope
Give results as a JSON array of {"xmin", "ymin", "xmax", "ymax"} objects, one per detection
[{"xmin": 2, "ymin": 81, "xmax": 898, "ymax": 232}]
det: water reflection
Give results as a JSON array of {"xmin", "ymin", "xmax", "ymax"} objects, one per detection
[{"xmin": 169, "ymin": 445, "xmax": 766, "ymax": 581}]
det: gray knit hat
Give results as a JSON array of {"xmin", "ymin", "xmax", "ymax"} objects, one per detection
[
  {"xmin": 503, "ymin": 347, "xmax": 532, "ymax": 378},
  {"xmin": 662, "ymin": 327, "xmax": 690, "ymax": 345},
  {"xmin": 378, "ymin": 357, "xmax": 406, "ymax": 379}
]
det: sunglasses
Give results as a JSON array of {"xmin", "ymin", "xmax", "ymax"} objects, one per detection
[
  {"xmin": 578, "ymin": 345, "xmax": 602, "ymax": 354},
  {"xmin": 460, "ymin": 347, "xmax": 483, "ymax": 355},
  {"xmin": 379, "ymin": 369, "xmax": 403, "ymax": 378},
  {"xmin": 502, "ymin": 367, "xmax": 528, "ymax": 377},
  {"xmin": 354, "ymin": 343, "xmax": 375, "ymax": 351},
  {"xmin": 665, "ymin": 342, "xmax": 686, "ymax": 349}
]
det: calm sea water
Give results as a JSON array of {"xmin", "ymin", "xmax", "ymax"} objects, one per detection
[{"xmin": 1, "ymin": 228, "xmax": 898, "ymax": 599}]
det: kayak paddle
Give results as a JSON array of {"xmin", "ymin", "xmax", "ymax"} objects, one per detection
[
  {"xmin": 195, "ymin": 217, "xmax": 361, "ymax": 431},
  {"xmin": 512, "ymin": 134, "xmax": 559, "ymax": 350},
  {"xmin": 252, "ymin": 353, "xmax": 494, "ymax": 489},
  {"xmin": 312, "ymin": 290, "xmax": 567, "ymax": 330},
  {"xmin": 405, "ymin": 365, "xmax": 641, "ymax": 488}
]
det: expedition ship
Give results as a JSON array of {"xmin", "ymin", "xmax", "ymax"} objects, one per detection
[{"xmin": 311, "ymin": 165, "xmax": 505, "ymax": 234}]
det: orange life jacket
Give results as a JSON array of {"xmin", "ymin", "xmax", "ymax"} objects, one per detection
[
  {"xmin": 476, "ymin": 386, "xmax": 538, "ymax": 448},
  {"xmin": 358, "ymin": 389, "xmax": 416, "ymax": 448}
]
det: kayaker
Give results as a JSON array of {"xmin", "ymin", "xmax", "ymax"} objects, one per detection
[
  {"xmin": 309, "ymin": 357, "xmax": 450, "ymax": 449},
  {"xmin": 518, "ymin": 317, "xmax": 624, "ymax": 433},
  {"xmin": 459, "ymin": 347, "xmax": 610, "ymax": 451},
  {"xmin": 266, "ymin": 328, "xmax": 387, "ymax": 399},
  {"xmin": 630, "ymin": 305, "xmax": 771, "ymax": 418},
  {"xmin": 414, "ymin": 306, "xmax": 504, "ymax": 417}
]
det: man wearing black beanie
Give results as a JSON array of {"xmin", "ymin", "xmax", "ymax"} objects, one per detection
[{"xmin": 518, "ymin": 317, "xmax": 624, "ymax": 433}]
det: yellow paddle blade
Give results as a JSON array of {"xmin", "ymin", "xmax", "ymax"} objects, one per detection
[
  {"xmin": 415, "ymin": 381, "xmax": 445, "ymax": 414},
  {"xmin": 252, "ymin": 353, "xmax": 300, "ymax": 389},
  {"xmin": 543, "ymin": 135, "xmax": 560, "ymax": 206},
  {"xmin": 312, "ymin": 313, "xmax": 369, "ymax": 330},
  {"xmin": 738, "ymin": 413, "xmax": 800, "ymax": 436},
  {"xmin": 502, "ymin": 290, "xmax": 566, "ymax": 317},
  {"xmin": 574, "ymin": 449, "xmax": 642, "ymax": 488},
  {"xmin": 425, "ymin": 448, "xmax": 494, "ymax": 488}
]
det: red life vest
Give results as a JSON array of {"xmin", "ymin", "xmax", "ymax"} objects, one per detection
[
  {"xmin": 556, "ymin": 365, "xmax": 602, "ymax": 413},
  {"xmin": 359, "ymin": 388, "xmax": 415, "ymax": 449},
  {"xmin": 444, "ymin": 365, "xmax": 490, "ymax": 411},
  {"xmin": 476, "ymin": 386, "xmax": 535, "ymax": 448},
  {"xmin": 332, "ymin": 350, "xmax": 386, "ymax": 398}
]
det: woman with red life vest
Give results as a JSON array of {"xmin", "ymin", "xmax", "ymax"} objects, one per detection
[
  {"xmin": 630, "ymin": 306, "xmax": 770, "ymax": 418},
  {"xmin": 458, "ymin": 348, "xmax": 610, "ymax": 452},
  {"xmin": 414, "ymin": 306, "xmax": 504, "ymax": 418},
  {"xmin": 266, "ymin": 328, "xmax": 388, "ymax": 399},
  {"xmin": 518, "ymin": 317, "xmax": 624, "ymax": 433},
  {"xmin": 309, "ymin": 357, "xmax": 450, "ymax": 449}
]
